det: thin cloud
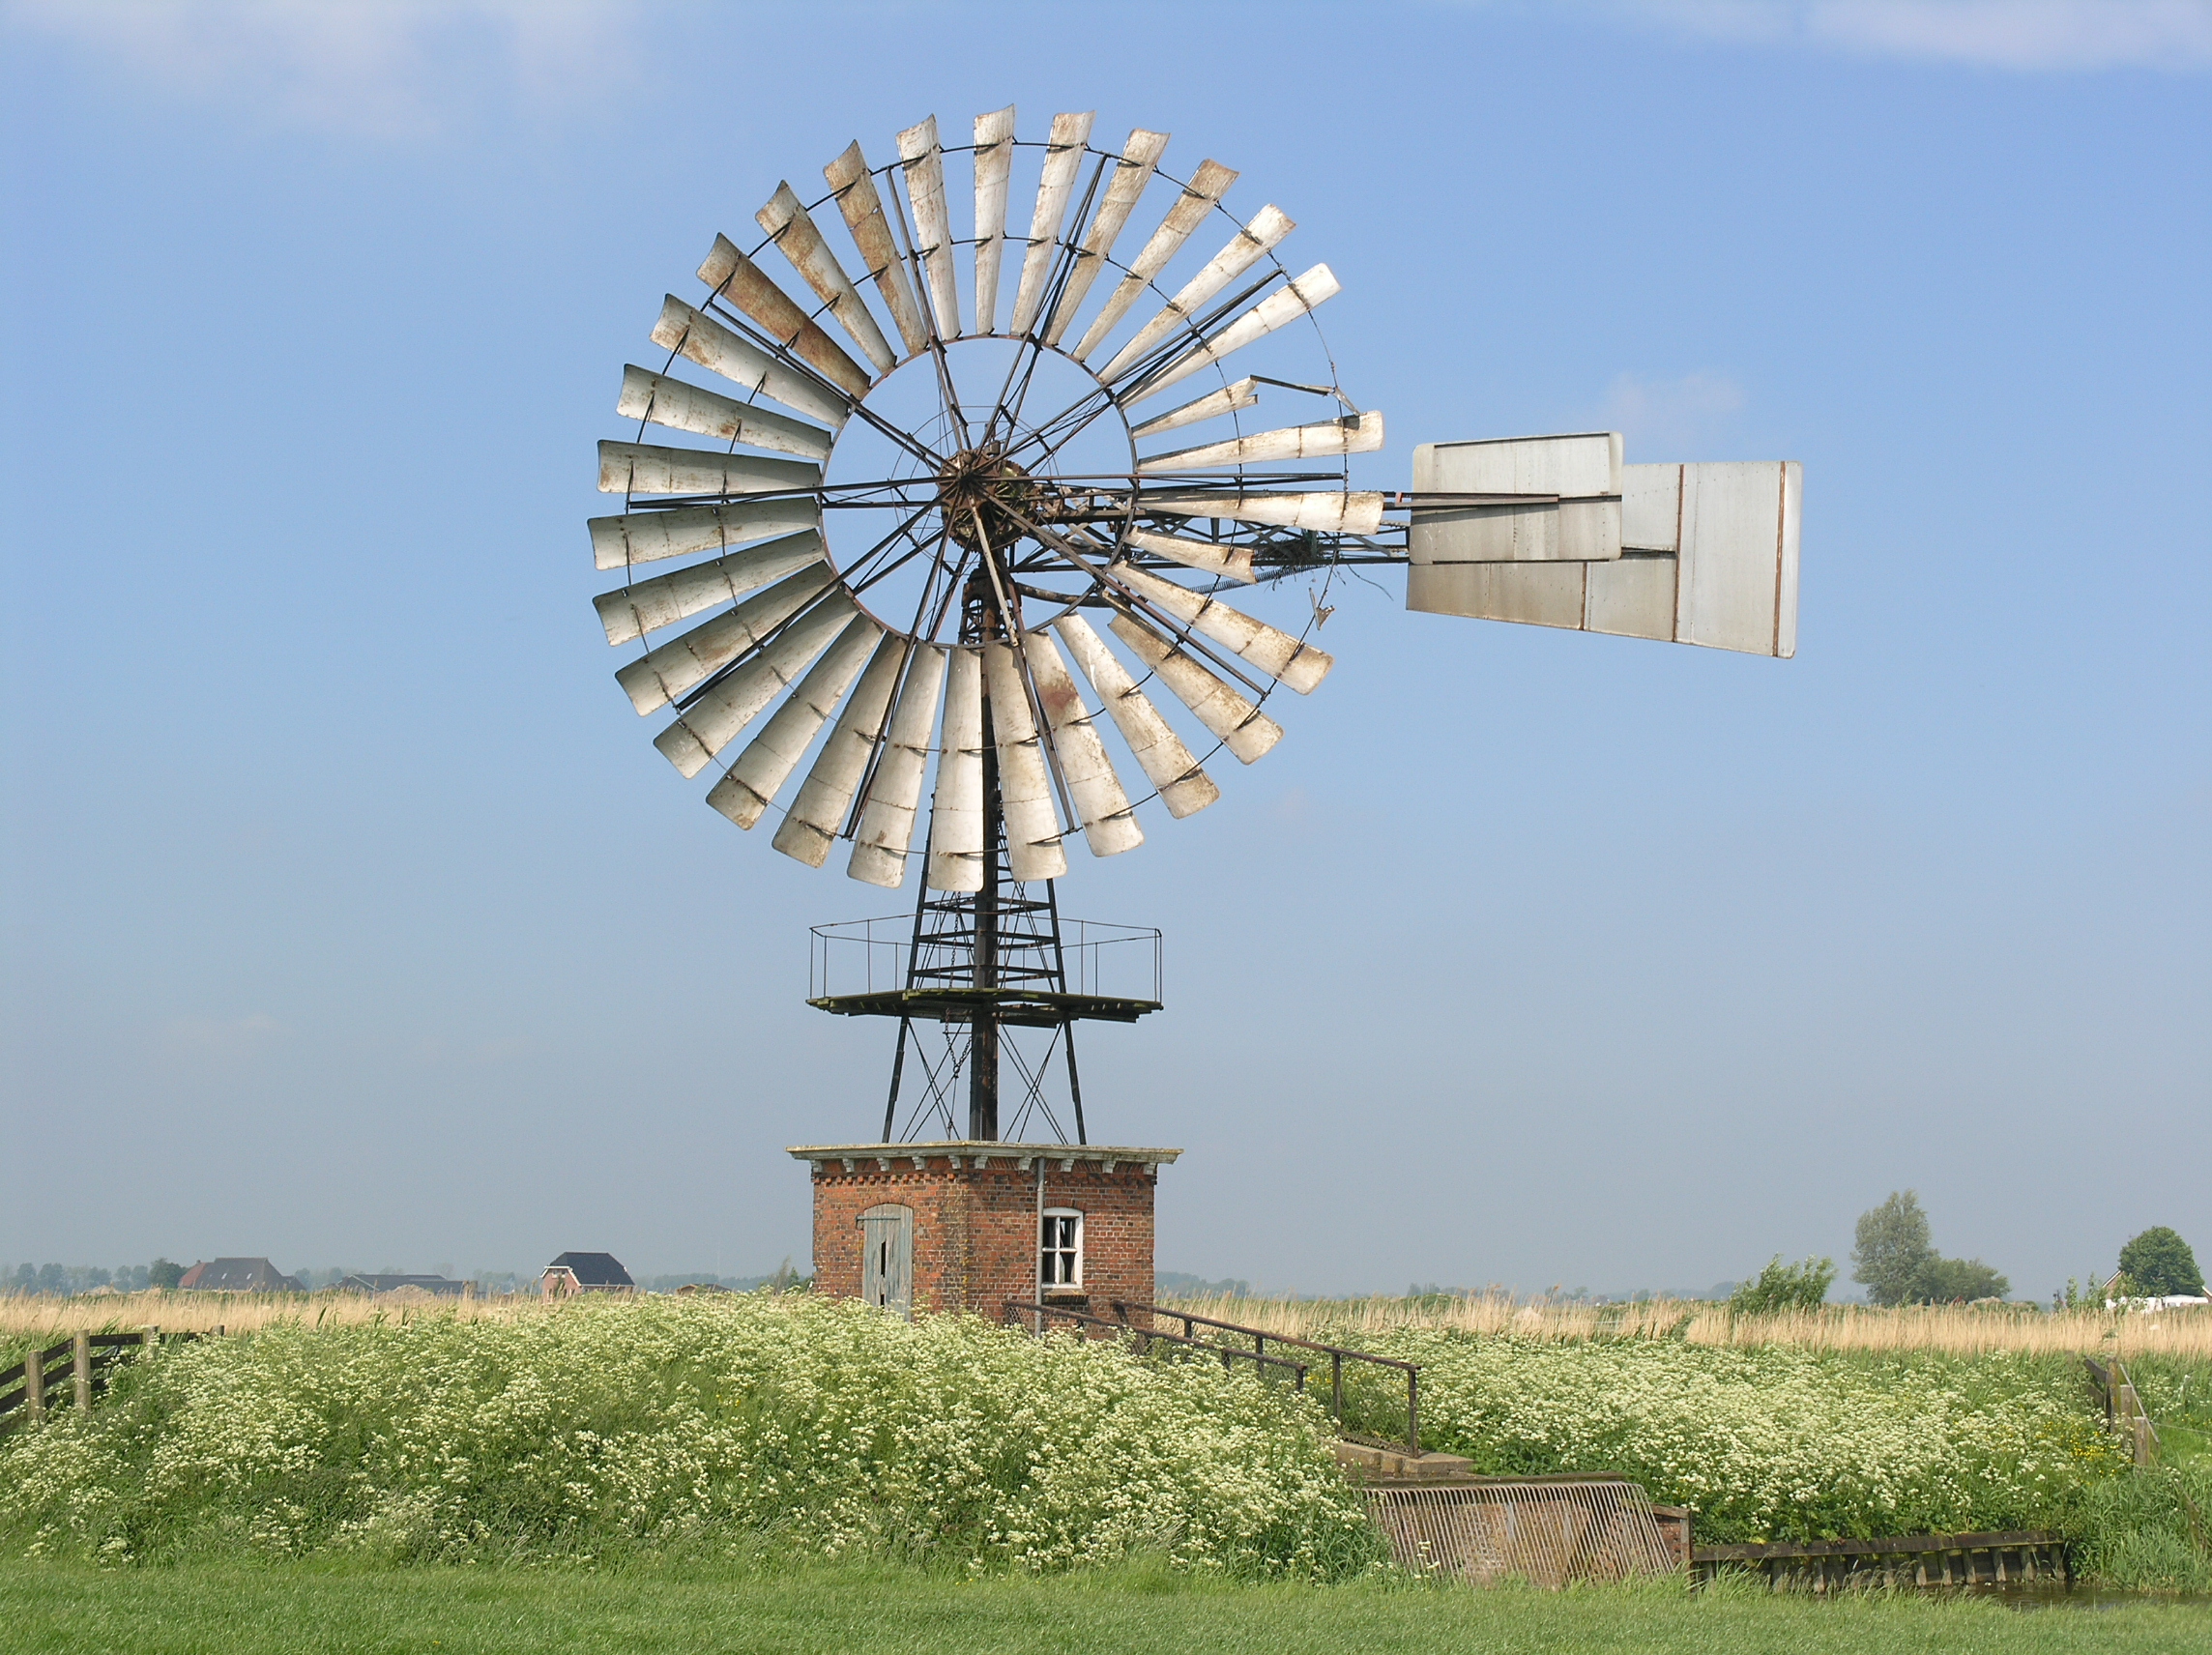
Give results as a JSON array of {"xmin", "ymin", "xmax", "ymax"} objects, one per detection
[
  {"xmin": 1615, "ymin": 0, "xmax": 2212, "ymax": 71},
  {"xmin": 1601, "ymin": 370, "xmax": 1747, "ymax": 456},
  {"xmin": 2, "ymin": 0, "xmax": 635, "ymax": 140}
]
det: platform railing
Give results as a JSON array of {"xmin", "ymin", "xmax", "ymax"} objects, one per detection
[{"xmin": 1004, "ymin": 1299, "xmax": 1309, "ymax": 1389}]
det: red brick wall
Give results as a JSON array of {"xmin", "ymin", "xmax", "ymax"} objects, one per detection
[{"xmin": 808, "ymin": 1152, "xmax": 1159, "ymax": 1317}]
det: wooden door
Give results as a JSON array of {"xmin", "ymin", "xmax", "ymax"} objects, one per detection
[{"xmin": 859, "ymin": 1204, "xmax": 914, "ymax": 1319}]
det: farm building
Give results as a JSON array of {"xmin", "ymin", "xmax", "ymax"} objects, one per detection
[
  {"xmin": 790, "ymin": 1144, "xmax": 1179, "ymax": 1320},
  {"xmin": 176, "ymin": 1258, "xmax": 305, "ymax": 1292},
  {"xmin": 337, "ymin": 1274, "xmax": 468, "ymax": 1298},
  {"xmin": 539, "ymin": 1252, "xmax": 633, "ymax": 1297}
]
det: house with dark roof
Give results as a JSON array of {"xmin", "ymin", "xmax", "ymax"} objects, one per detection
[
  {"xmin": 177, "ymin": 1258, "xmax": 306, "ymax": 1293},
  {"xmin": 539, "ymin": 1252, "xmax": 633, "ymax": 1297},
  {"xmin": 337, "ymin": 1274, "xmax": 468, "ymax": 1298}
]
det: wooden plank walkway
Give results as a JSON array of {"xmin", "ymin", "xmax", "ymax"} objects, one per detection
[{"xmin": 1693, "ymin": 1529, "xmax": 2069, "ymax": 1591}]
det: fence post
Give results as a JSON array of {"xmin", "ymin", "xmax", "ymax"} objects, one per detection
[
  {"xmin": 143, "ymin": 1324, "xmax": 160, "ymax": 1357},
  {"xmin": 21, "ymin": 1349, "xmax": 42, "ymax": 1421},
  {"xmin": 73, "ymin": 1331, "xmax": 92, "ymax": 1415}
]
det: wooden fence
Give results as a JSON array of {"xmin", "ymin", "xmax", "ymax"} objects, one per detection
[
  {"xmin": 1692, "ymin": 1529, "xmax": 2069, "ymax": 1591},
  {"xmin": 0, "ymin": 1328, "xmax": 203, "ymax": 1427}
]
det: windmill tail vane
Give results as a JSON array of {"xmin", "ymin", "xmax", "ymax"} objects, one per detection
[{"xmin": 584, "ymin": 104, "xmax": 1801, "ymax": 1144}]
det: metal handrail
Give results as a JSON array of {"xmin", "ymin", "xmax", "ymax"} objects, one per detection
[
  {"xmin": 1111, "ymin": 1301, "xmax": 1420, "ymax": 1455},
  {"xmin": 1004, "ymin": 1300, "xmax": 1309, "ymax": 1389}
]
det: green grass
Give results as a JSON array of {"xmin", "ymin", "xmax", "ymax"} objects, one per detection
[{"xmin": 0, "ymin": 1560, "xmax": 2206, "ymax": 1655}]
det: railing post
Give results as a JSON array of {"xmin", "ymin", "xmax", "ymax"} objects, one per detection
[
  {"xmin": 143, "ymin": 1324, "xmax": 160, "ymax": 1357},
  {"xmin": 1332, "ymin": 1352, "xmax": 1343, "ymax": 1423},
  {"xmin": 73, "ymin": 1332, "xmax": 92, "ymax": 1415},
  {"xmin": 1406, "ymin": 1368, "xmax": 1419, "ymax": 1456},
  {"xmin": 21, "ymin": 1350, "xmax": 42, "ymax": 1421}
]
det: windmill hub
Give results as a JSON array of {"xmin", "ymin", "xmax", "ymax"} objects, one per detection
[{"xmin": 937, "ymin": 448, "xmax": 1037, "ymax": 554}]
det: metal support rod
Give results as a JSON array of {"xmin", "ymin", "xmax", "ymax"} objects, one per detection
[
  {"xmin": 969, "ymin": 699, "xmax": 1001, "ymax": 1142},
  {"xmin": 882, "ymin": 1018, "xmax": 910, "ymax": 1143}
]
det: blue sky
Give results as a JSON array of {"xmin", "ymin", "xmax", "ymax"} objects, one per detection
[{"xmin": 2, "ymin": 1, "xmax": 2205, "ymax": 1296}]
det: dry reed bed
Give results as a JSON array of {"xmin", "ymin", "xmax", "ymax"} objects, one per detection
[
  {"xmin": 0, "ymin": 1290, "xmax": 542, "ymax": 1345},
  {"xmin": 1158, "ymin": 1292, "xmax": 2212, "ymax": 1361}
]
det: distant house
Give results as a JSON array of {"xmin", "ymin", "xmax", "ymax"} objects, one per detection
[
  {"xmin": 539, "ymin": 1252, "xmax": 633, "ymax": 1297},
  {"xmin": 337, "ymin": 1274, "xmax": 468, "ymax": 1299},
  {"xmin": 177, "ymin": 1258, "xmax": 306, "ymax": 1293}
]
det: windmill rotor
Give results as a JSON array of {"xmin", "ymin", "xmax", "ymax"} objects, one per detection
[{"xmin": 586, "ymin": 105, "xmax": 1801, "ymax": 1144}]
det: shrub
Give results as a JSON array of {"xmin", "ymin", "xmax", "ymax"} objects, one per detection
[
  {"xmin": 1729, "ymin": 1257, "xmax": 1835, "ymax": 1315},
  {"xmin": 1912, "ymin": 1257, "xmax": 2010, "ymax": 1304}
]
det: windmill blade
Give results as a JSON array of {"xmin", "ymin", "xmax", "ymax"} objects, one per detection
[
  {"xmin": 1122, "ymin": 264, "xmax": 1341, "ymax": 406},
  {"xmin": 849, "ymin": 645, "xmax": 950, "ymax": 887},
  {"xmin": 594, "ymin": 528, "xmax": 825, "ymax": 645},
  {"xmin": 707, "ymin": 618, "xmax": 881, "ymax": 828},
  {"xmin": 824, "ymin": 141, "xmax": 930, "ymax": 358},
  {"xmin": 1140, "ymin": 411, "xmax": 1382, "ymax": 473},
  {"xmin": 1071, "ymin": 159, "xmax": 1237, "ymax": 363},
  {"xmin": 925, "ymin": 646, "xmax": 984, "ymax": 891},
  {"xmin": 651, "ymin": 296, "xmax": 852, "ymax": 429},
  {"xmin": 1042, "ymin": 128, "xmax": 1169, "ymax": 347},
  {"xmin": 614, "ymin": 564, "xmax": 832, "ymax": 715},
  {"xmin": 895, "ymin": 115, "xmax": 961, "ymax": 339},
  {"xmin": 1127, "ymin": 377, "xmax": 1259, "ymax": 441},
  {"xmin": 1410, "ymin": 432, "xmax": 1622, "ymax": 563},
  {"xmin": 655, "ymin": 592, "xmax": 862, "ymax": 778},
  {"xmin": 1097, "ymin": 205, "xmax": 1295, "ymax": 381},
  {"xmin": 1022, "ymin": 627, "xmax": 1142, "ymax": 857},
  {"xmin": 697, "ymin": 234, "xmax": 874, "ymax": 399},
  {"xmin": 617, "ymin": 365, "xmax": 833, "ymax": 462},
  {"xmin": 1406, "ymin": 460, "xmax": 1800, "ymax": 659},
  {"xmin": 972, "ymin": 105, "xmax": 1016, "ymax": 334},
  {"xmin": 755, "ymin": 184, "xmax": 898, "ymax": 376},
  {"xmin": 1123, "ymin": 527, "xmax": 1254, "ymax": 584},
  {"xmin": 1107, "ymin": 611, "xmax": 1282, "ymax": 764},
  {"xmin": 772, "ymin": 633, "xmax": 909, "ymax": 867},
  {"xmin": 1052, "ymin": 614, "xmax": 1218, "ymax": 819},
  {"xmin": 980, "ymin": 640, "xmax": 1069, "ymax": 882},
  {"xmin": 1007, "ymin": 109, "xmax": 1097, "ymax": 338},
  {"xmin": 1112, "ymin": 564, "xmax": 1332, "ymax": 693},
  {"xmin": 589, "ymin": 498, "xmax": 820, "ymax": 571},
  {"xmin": 597, "ymin": 440, "xmax": 821, "ymax": 499},
  {"xmin": 1139, "ymin": 486, "xmax": 1384, "ymax": 535}
]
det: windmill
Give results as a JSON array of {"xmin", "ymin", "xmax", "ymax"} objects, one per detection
[{"xmin": 586, "ymin": 106, "xmax": 1799, "ymax": 1317}]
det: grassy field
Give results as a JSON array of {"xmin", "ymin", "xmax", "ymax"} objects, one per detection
[{"xmin": 1, "ymin": 1560, "xmax": 2207, "ymax": 1655}]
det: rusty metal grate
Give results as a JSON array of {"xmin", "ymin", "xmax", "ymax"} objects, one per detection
[{"xmin": 1365, "ymin": 1477, "xmax": 1678, "ymax": 1587}]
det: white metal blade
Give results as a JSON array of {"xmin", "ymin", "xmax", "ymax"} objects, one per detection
[
  {"xmin": 824, "ymin": 141, "xmax": 930, "ymax": 358},
  {"xmin": 1112, "ymin": 564, "xmax": 1331, "ymax": 693},
  {"xmin": 707, "ymin": 618, "xmax": 881, "ymax": 828},
  {"xmin": 1127, "ymin": 378, "xmax": 1259, "ymax": 441},
  {"xmin": 1140, "ymin": 411, "xmax": 1382, "ymax": 473},
  {"xmin": 614, "ymin": 564, "xmax": 833, "ymax": 715},
  {"xmin": 925, "ymin": 646, "xmax": 984, "ymax": 891},
  {"xmin": 590, "ymin": 498, "xmax": 820, "ymax": 571},
  {"xmin": 981, "ymin": 640, "xmax": 1068, "ymax": 881},
  {"xmin": 1007, "ymin": 110, "xmax": 1097, "ymax": 337},
  {"xmin": 594, "ymin": 529, "xmax": 824, "ymax": 645},
  {"xmin": 618, "ymin": 365, "xmax": 833, "ymax": 462},
  {"xmin": 1022, "ymin": 627, "xmax": 1142, "ymax": 857},
  {"xmin": 597, "ymin": 440, "xmax": 821, "ymax": 498},
  {"xmin": 654, "ymin": 592, "xmax": 860, "ymax": 778},
  {"xmin": 848, "ymin": 645, "xmax": 950, "ymax": 887},
  {"xmin": 1042, "ymin": 129, "xmax": 1168, "ymax": 347},
  {"xmin": 697, "ymin": 234, "xmax": 874, "ymax": 399},
  {"xmin": 1137, "ymin": 486, "xmax": 1384, "ymax": 535},
  {"xmin": 1107, "ymin": 610, "xmax": 1282, "ymax": 764},
  {"xmin": 972, "ymin": 105, "xmax": 1016, "ymax": 334},
  {"xmin": 896, "ymin": 116, "xmax": 961, "ymax": 340},
  {"xmin": 1052, "ymin": 613, "xmax": 1217, "ymax": 818},
  {"xmin": 771, "ymin": 633, "xmax": 908, "ymax": 867},
  {"xmin": 1122, "ymin": 264, "xmax": 1340, "ymax": 406},
  {"xmin": 1097, "ymin": 205, "xmax": 1294, "ymax": 381},
  {"xmin": 1122, "ymin": 526, "xmax": 1254, "ymax": 584},
  {"xmin": 1409, "ymin": 432, "xmax": 1622, "ymax": 564},
  {"xmin": 651, "ymin": 296, "xmax": 852, "ymax": 429},
  {"xmin": 1677, "ymin": 461, "xmax": 1799, "ymax": 657},
  {"xmin": 756, "ymin": 184, "xmax": 898, "ymax": 376},
  {"xmin": 1071, "ymin": 159, "xmax": 1237, "ymax": 363}
]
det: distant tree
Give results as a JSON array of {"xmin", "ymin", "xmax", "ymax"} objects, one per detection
[
  {"xmin": 2117, "ymin": 1228, "xmax": 2205, "ymax": 1298},
  {"xmin": 148, "ymin": 1258, "xmax": 186, "ymax": 1291},
  {"xmin": 11, "ymin": 1263, "xmax": 33, "ymax": 1292},
  {"xmin": 1730, "ymin": 1256, "xmax": 1836, "ymax": 1314},
  {"xmin": 1852, "ymin": 1192, "xmax": 1935, "ymax": 1307},
  {"xmin": 1912, "ymin": 1256, "xmax": 2009, "ymax": 1303}
]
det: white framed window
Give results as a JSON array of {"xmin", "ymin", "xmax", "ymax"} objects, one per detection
[{"xmin": 1040, "ymin": 1208, "xmax": 1083, "ymax": 1290}]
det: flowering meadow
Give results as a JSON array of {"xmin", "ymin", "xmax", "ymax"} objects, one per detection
[{"xmin": 0, "ymin": 1293, "xmax": 1379, "ymax": 1576}]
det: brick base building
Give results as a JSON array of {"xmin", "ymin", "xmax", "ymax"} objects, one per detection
[{"xmin": 790, "ymin": 1142, "xmax": 1180, "ymax": 1319}]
